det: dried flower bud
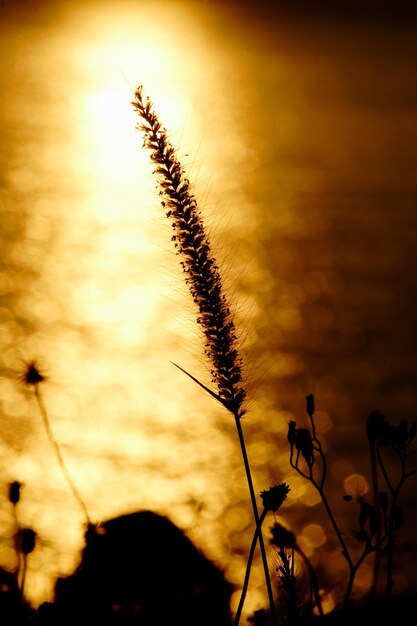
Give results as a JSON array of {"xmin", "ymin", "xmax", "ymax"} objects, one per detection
[
  {"xmin": 358, "ymin": 501, "xmax": 377, "ymax": 539},
  {"xmin": 295, "ymin": 428, "xmax": 314, "ymax": 466},
  {"xmin": 287, "ymin": 421, "xmax": 297, "ymax": 446},
  {"xmin": 306, "ymin": 394, "xmax": 315, "ymax": 418},
  {"xmin": 18, "ymin": 528, "xmax": 37, "ymax": 555},
  {"xmin": 270, "ymin": 522, "xmax": 296, "ymax": 549},
  {"xmin": 366, "ymin": 411, "xmax": 385, "ymax": 442},
  {"xmin": 260, "ymin": 483, "xmax": 290, "ymax": 512},
  {"xmin": 19, "ymin": 361, "xmax": 46, "ymax": 386},
  {"xmin": 287, "ymin": 420, "xmax": 297, "ymax": 446},
  {"xmin": 8, "ymin": 481, "xmax": 21, "ymax": 505}
]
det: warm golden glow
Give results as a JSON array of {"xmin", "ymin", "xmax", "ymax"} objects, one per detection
[
  {"xmin": 1, "ymin": 0, "xmax": 416, "ymax": 620},
  {"xmin": 300, "ymin": 523, "xmax": 326, "ymax": 549},
  {"xmin": 343, "ymin": 474, "xmax": 369, "ymax": 498}
]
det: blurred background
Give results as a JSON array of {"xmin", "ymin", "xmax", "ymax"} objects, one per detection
[{"xmin": 1, "ymin": 0, "xmax": 417, "ymax": 619}]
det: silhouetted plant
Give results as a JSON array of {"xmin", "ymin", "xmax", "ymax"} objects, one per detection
[
  {"xmin": 19, "ymin": 361, "xmax": 91, "ymax": 526},
  {"xmin": 287, "ymin": 395, "xmax": 417, "ymax": 610},
  {"xmin": 271, "ymin": 522, "xmax": 323, "ymax": 620},
  {"xmin": 275, "ymin": 541, "xmax": 299, "ymax": 626},
  {"xmin": 6, "ymin": 481, "xmax": 37, "ymax": 601},
  {"xmin": 132, "ymin": 86, "xmax": 276, "ymax": 624},
  {"xmin": 366, "ymin": 411, "xmax": 417, "ymax": 597},
  {"xmin": 233, "ymin": 484, "xmax": 290, "ymax": 626},
  {"xmin": 16, "ymin": 528, "xmax": 36, "ymax": 599},
  {"xmin": 3, "ymin": 85, "xmax": 415, "ymax": 626}
]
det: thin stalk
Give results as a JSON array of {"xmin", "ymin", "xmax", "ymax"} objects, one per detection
[
  {"xmin": 34, "ymin": 385, "xmax": 91, "ymax": 525},
  {"xmin": 368, "ymin": 438, "xmax": 381, "ymax": 600},
  {"xmin": 299, "ymin": 472, "xmax": 352, "ymax": 570},
  {"xmin": 11, "ymin": 504, "xmax": 20, "ymax": 578},
  {"xmin": 234, "ymin": 507, "xmax": 268, "ymax": 626},
  {"xmin": 316, "ymin": 483, "xmax": 353, "ymax": 568},
  {"xmin": 342, "ymin": 549, "xmax": 371, "ymax": 609},
  {"xmin": 234, "ymin": 415, "xmax": 277, "ymax": 626},
  {"xmin": 385, "ymin": 477, "xmax": 404, "ymax": 598},
  {"xmin": 19, "ymin": 554, "xmax": 28, "ymax": 600}
]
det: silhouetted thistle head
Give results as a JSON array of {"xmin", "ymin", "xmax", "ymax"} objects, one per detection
[
  {"xmin": 132, "ymin": 86, "xmax": 246, "ymax": 416},
  {"xmin": 260, "ymin": 483, "xmax": 290, "ymax": 512},
  {"xmin": 271, "ymin": 522, "xmax": 296, "ymax": 549},
  {"xmin": 19, "ymin": 361, "xmax": 46, "ymax": 386}
]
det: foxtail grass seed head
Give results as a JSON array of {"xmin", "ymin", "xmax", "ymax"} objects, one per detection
[
  {"xmin": 132, "ymin": 86, "xmax": 246, "ymax": 416},
  {"xmin": 19, "ymin": 361, "xmax": 46, "ymax": 386}
]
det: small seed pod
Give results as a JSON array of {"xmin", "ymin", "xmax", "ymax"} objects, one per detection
[
  {"xmin": 366, "ymin": 411, "xmax": 386, "ymax": 442},
  {"xmin": 306, "ymin": 394, "xmax": 315, "ymax": 418},
  {"xmin": 287, "ymin": 421, "xmax": 297, "ymax": 446},
  {"xmin": 8, "ymin": 481, "xmax": 21, "ymax": 505},
  {"xmin": 19, "ymin": 528, "xmax": 37, "ymax": 555},
  {"xmin": 296, "ymin": 428, "xmax": 314, "ymax": 466}
]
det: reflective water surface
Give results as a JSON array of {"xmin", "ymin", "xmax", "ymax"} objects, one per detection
[{"xmin": 1, "ymin": 0, "xmax": 417, "ymax": 617}]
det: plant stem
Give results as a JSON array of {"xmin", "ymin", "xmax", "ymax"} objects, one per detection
[
  {"xmin": 19, "ymin": 554, "xmax": 28, "ymax": 600},
  {"xmin": 385, "ymin": 478, "xmax": 404, "ymax": 598},
  {"xmin": 311, "ymin": 479, "xmax": 353, "ymax": 570},
  {"xmin": 368, "ymin": 438, "xmax": 381, "ymax": 600},
  {"xmin": 234, "ymin": 415, "xmax": 277, "ymax": 626},
  {"xmin": 34, "ymin": 385, "xmax": 91, "ymax": 525},
  {"xmin": 343, "ymin": 549, "xmax": 370, "ymax": 609},
  {"xmin": 234, "ymin": 507, "xmax": 268, "ymax": 626}
]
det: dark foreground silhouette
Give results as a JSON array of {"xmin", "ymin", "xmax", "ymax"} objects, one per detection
[
  {"xmin": 1, "ymin": 510, "xmax": 416, "ymax": 625},
  {"xmin": 53, "ymin": 510, "xmax": 233, "ymax": 626}
]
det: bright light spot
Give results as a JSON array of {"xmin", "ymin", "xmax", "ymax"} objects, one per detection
[
  {"xmin": 344, "ymin": 473, "xmax": 369, "ymax": 498},
  {"xmin": 301, "ymin": 523, "xmax": 326, "ymax": 548},
  {"xmin": 354, "ymin": 562, "xmax": 373, "ymax": 590},
  {"xmin": 320, "ymin": 591, "xmax": 336, "ymax": 615},
  {"xmin": 223, "ymin": 506, "xmax": 251, "ymax": 532},
  {"xmin": 286, "ymin": 475, "xmax": 306, "ymax": 505}
]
